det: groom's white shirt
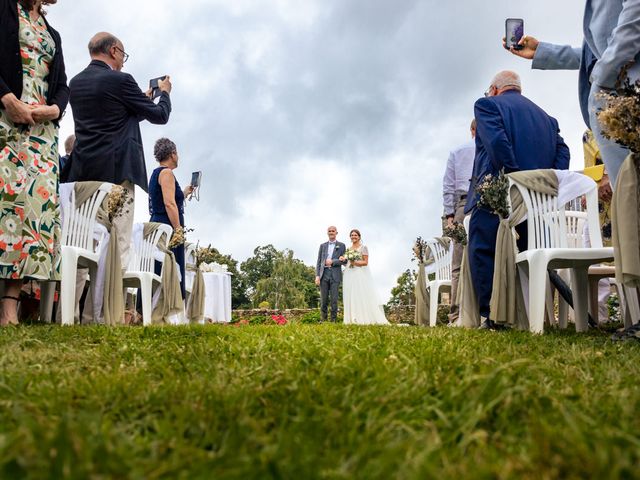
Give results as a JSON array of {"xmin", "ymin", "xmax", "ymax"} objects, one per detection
[{"xmin": 326, "ymin": 241, "xmax": 336, "ymax": 262}]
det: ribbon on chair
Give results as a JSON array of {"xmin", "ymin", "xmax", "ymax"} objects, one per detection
[
  {"xmin": 186, "ymin": 265, "xmax": 206, "ymax": 324},
  {"xmin": 457, "ymin": 244, "xmax": 480, "ymax": 328},
  {"xmin": 144, "ymin": 223, "xmax": 183, "ymax": 324},
  {"xmin": 612, "ymin": 154, "xmax": 640, "ymax": 288},
  {"xmin": 414, "ymin": 262, "xmax": 430, "ymax": 326},
  {"xmin": 73, "ymin": 182, "xmax": 124, "ymax": 326}
]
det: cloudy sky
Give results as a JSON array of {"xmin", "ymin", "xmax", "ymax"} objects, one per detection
[{"xmin": 49, "ymin": 0, "xmax": 585, "ymax": 301}]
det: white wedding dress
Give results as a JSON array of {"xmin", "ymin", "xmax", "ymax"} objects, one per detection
[{"xmin": 342, "ymin": 245, "xmax": 390, "ymax": 325}]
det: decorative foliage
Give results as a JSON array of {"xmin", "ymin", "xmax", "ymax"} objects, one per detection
[
  {"xmin": 597, "ymin": 77, "xmax": 640, "ymax": 154},
  {"xmin": 443, "ymin": 222, "xmax": 467, "ymax": 246},
  {"xmin": 106, "ymin": 185, "xmax": 130, "ymax": 221},
  {"xmin": 168, "ymin": 225, "xmax": 192, "ymax": 249},
  {"xmin": 412, "ymin": 237, "xmax": 428, "ymax": 264},
  {"xmin": 475, "ymin": 170, "xmax": 510, "ymax": 219}
]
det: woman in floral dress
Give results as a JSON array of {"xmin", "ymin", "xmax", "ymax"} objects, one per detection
[{"xmin": 0, "ymin": 0, "xmax": 68, "ymax": 325}]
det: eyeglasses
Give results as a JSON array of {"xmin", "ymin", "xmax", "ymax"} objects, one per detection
[
  {"xmin": 484, "ymin": 86, "xmax": 494, "ymax": 97},
  {"xmin": 114, "ymin": 46, "xmax": 129, "ymax": 63}
]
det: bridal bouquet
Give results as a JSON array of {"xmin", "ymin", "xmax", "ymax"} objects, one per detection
[
  {"xmin": 443, "ymin": 222, "xmax": 467, "ymax": 246},
  {"xmin": 344, "ymin": 248, "xmax": 362, "ymax": 267},
  {"xmin": 475, "ymin": 170, "xmax": 510, "ymax": 219}
]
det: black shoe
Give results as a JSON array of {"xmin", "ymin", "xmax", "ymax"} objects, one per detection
[{"xmin": 611, "ymin": 323, "xmax": 640, "ymax": 341}]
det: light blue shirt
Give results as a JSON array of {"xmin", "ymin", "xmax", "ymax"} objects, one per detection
[{"xmin": 326, "ymin": 241, "xmax": 336, "ymax": 263}]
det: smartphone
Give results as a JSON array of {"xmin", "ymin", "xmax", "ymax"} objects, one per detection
[
  {"xmin": 190, "ymin": 171, "xmax": 202, "ymax": 188},
  {"xmin": 505, "ymin": 18, "xmax": 524, "ymax": 50},
  {"xmin": 149, "ymin": 76, "xmax": 167, "ymax": 100}
]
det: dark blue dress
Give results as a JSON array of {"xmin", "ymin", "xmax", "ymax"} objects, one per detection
[{"xmin": 149, "ymin": 166, "xmax": 186, "ymax": 298}]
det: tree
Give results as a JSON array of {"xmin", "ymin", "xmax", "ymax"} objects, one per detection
[
  {"xmin": 253, "ymin": 249, "xmax": 319, "ymax": 309},
  {"xmin": 387, "ymin": 269, "xmax": 416, "ymax": 306},
  {"xmin": 240, "ymin": 245, "xmax": 280, "ymax": 298}
]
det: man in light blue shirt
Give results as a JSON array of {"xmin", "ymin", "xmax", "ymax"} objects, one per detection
[
  {"xmin": 505, "ymin": 0, "xmax": 640, "ymax": 187},
  {"xmin": 442, "ymin": 119, "xmax": 476, "ymax": 324}
]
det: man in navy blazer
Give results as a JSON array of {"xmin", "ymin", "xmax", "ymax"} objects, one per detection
[
  {"xmin": 66, "ymin": 32, "xmax": 172, "ymax": 268},
  {"xmin": 465, "ymin": 71, "xmax": 570, "ymax": 328},
  {"xmin": 505, "ymin": 0, "xmax": 640, "ymax": 187}
]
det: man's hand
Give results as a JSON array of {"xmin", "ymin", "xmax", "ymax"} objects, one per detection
[
  {"xmin": 315, "ymin": 276, "xmax": 320, "ymax": 286},
  {"xmin": 1, "ymin": 93, "xmax": 34, "ymax": 125},
  {"xmin": 502, "ymin": 35, "xmax": 539, "ymax": 60},
  {"xmin": 447, "ymin": 217, "xmax": 454, "ymax": 228},
  {"xmin": 30, "ymin": 104, "xmax": 60, "ymax": 123},
  {"xmin": 145, "ymin": 87, "xmax": 153, "ymax": 99},
  {"xmin": 158, "ymin": 75, "xmax": 172, "ymax": 94},
  {"xmin": 598, "ymin": 175, "xmax": 612, "ymax": 203},
  {"xmin": 338, "ymin": 255, "xmax": 346, "ymax": 262},
  {"xmin": 324, "ymin": 258, "xmax": 333, "ymax": 267}
]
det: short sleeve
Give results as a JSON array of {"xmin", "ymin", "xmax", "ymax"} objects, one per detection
[{"xmin": 362, "ymin": 245, "xmax": 369, "ymax": 256}]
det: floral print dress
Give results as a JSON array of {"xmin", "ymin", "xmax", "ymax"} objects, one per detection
[{"xmin": 0, "ymin": 4, "xmax": 60, "ymax": 281}]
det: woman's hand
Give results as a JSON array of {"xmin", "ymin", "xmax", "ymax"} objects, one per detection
[
  {"xmin": 184, "ymin": 185, "xmax": 195, "ymax": 198},
  {"xmin": 30, "ymin": 104, "xmax": 60, "ymax": 123},
  {"xmin": 1, "ymin": 93, "xmax": 35, "ymax": 125},
  {"xmin": 338, "ymin": 255, "xmax": 346, "ymax": 262}
]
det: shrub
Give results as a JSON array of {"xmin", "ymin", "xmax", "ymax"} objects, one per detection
[
  {"xmin": 258, "ymin": 301, "xmax": 271, "ymax": 309},
  {"xmin": 300, "ymin": 311, "xmax": 322, "ymax": 324},
  {"xmin": 249, "ymin": 315, "xmax": 268, "ymax": 325}
]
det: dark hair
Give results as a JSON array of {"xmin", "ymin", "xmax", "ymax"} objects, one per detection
[
  {"xmin": 349, "ymin": 229, "xmax": 361, "ymax": 239},
  {"xmin": 88, "ymin": 33, "xmax": 119, "ymax": 56},
  {"xmin": 154, "ymin": 138, "xmax": 177, "ymax": 162},
  {"xmin": 18, "ymin": 0, "xmax": 50, "ymax": 14}
]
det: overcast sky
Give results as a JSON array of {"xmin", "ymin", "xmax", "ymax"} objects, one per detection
[{"xmin": 49, "ymin": 0, "xmax": 585, "ymax": 301}]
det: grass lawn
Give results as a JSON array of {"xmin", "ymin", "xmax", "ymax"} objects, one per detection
[{"xmin": 1, "ymin": 324, "xmax": 640, "ymax": 479}]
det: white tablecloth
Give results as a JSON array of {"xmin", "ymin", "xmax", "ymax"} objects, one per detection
[{"xmin": 202, "ymin": 272, "xmax": 232, "ymax": 323}]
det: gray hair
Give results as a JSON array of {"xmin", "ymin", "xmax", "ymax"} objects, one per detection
[
  {"xmin": 63, "ymin": 134, "xmax": 75, "ymax": 155},
  {"xmin": 154, "ymin": 138, "xmax": 177, "ymax": 162},
  {"xmin": 491, "ymin": 70, "xmax": 522, "ymax": 92},
  {"xmin": 88, "ymin": 32, "xmax": 120, "ymax": 56}
]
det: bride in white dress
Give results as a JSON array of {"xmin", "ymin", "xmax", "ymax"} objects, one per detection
[{"xmin": 340, "ymin": 229, "xmax": 389, "ymax": 325}]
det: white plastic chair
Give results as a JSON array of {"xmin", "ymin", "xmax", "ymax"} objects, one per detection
[
  {"xmin": 425, "ymin": 238, "xmax": 453, "ymax": 327},
  {"xmin": 59, "ymin": 183, "xmax": 112, "ymax": 326},
  {"xmin": 122, "ymin": 223, "xmax": 173, "ymax": 326},
  {"xmin": 510, "ymin": 176, "xmax": 614, "ymax": 333}
]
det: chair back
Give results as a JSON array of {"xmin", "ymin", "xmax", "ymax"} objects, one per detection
[
  {"xmin": 185, "ymin": 243, "xmax": 197, "ymax": 267},
  {"xmin": 129, "ymin": 223, "xmax": 174, "ymax": 273},
  {"xmin": 425, "ymin": 238, "xmax": 452, "ymax": 281},
  {"xmin": 508, "ymin": 172, "xmax": 602, "ymax": 250},
  {"xmin": 60, "ymin": 183, "xmax": 112, "ymax": 251}
]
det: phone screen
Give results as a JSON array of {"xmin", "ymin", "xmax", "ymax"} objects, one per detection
[
  {"xmin": 191, "ymin": 171, "xmax": 201, "ymax": 187},
  {"xmin": 505, "ymin": 18, "xmax": 524, "ymax": 50}
]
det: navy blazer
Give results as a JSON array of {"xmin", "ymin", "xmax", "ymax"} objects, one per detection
[
  {"xmin": 64, "ymin": 60, "xmax": 171, "ymax": 191},
  {"xmin": 465, "ymin": 90, "xmax": 570, "ymax": 213}
]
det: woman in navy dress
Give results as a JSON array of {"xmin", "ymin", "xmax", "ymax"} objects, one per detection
[{"xmin": 148, "ymin": 138, "xmax": 193, "ymax": 298}]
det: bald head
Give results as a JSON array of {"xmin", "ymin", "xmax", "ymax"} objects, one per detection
[
  {"xmin": 88, "ymin": 32, "xmax": 120, "ymax": 56},
  {"xmin": 490, "ymin": 70, "xmax": 522, "ymax": 94}
]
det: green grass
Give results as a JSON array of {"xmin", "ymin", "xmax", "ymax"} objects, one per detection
[{"xmin": 1, "ymin": 325, "xmax": 640, "ymax": 479}]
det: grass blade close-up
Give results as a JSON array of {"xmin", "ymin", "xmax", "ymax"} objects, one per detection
[{"xmin": 1, "ymin": 324, "xmax": 639, "ymax": 479}]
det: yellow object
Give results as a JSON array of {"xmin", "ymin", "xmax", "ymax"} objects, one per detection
[
  {"xmin": 583, "ymin": 129, "xmax": 602, "ymax": 168},
  {"xmin": 583, "ymin": 164, "xmax": 605, "ymax": 182}
]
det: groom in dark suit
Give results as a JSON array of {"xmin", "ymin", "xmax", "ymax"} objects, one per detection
[{"xmin": 315, "ymin": 226, "xmax": 347, "ymax": 322}]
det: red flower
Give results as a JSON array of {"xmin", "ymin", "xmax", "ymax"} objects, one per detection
[
  {"xmin": 36, "ymin": 185, "xmax": 49, "ymax": 201},
  {"xmin": 0, "ymin": 240, "xmax": 7, "ymax": 250},
  {"xmin": 17, "ymin": 152, "xmax": 28, "ymax": 162},
  {"xmin": 13, "ymin": 241, "xmax": 23, "ymax": 251},
  {"xmin": 15, "ymin": 207, "xmax": 24, "ymax": 221}
]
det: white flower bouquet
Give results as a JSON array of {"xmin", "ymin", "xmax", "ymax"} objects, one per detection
[{"xmin": 344, "ymin": 248, "xmax": 362, "ymax": 268}]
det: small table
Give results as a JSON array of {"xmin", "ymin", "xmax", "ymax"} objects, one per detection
[{"xmin": 202, "ymin": 272, "xmax": 232, "ymax": 323}]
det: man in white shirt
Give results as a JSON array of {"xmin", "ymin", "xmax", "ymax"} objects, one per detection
[{"xmin": 442, "ymin": 119, "xmax": 476, "ymax": 324}]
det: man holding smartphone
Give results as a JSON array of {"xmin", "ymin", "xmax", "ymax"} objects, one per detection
[
  {"xmin": 503, "ymin": 0, "xmax": 640, "ymax": 188},
  {"xmin": 66, "ymin": 32, "xmax": 172, "ymax": 270}
]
